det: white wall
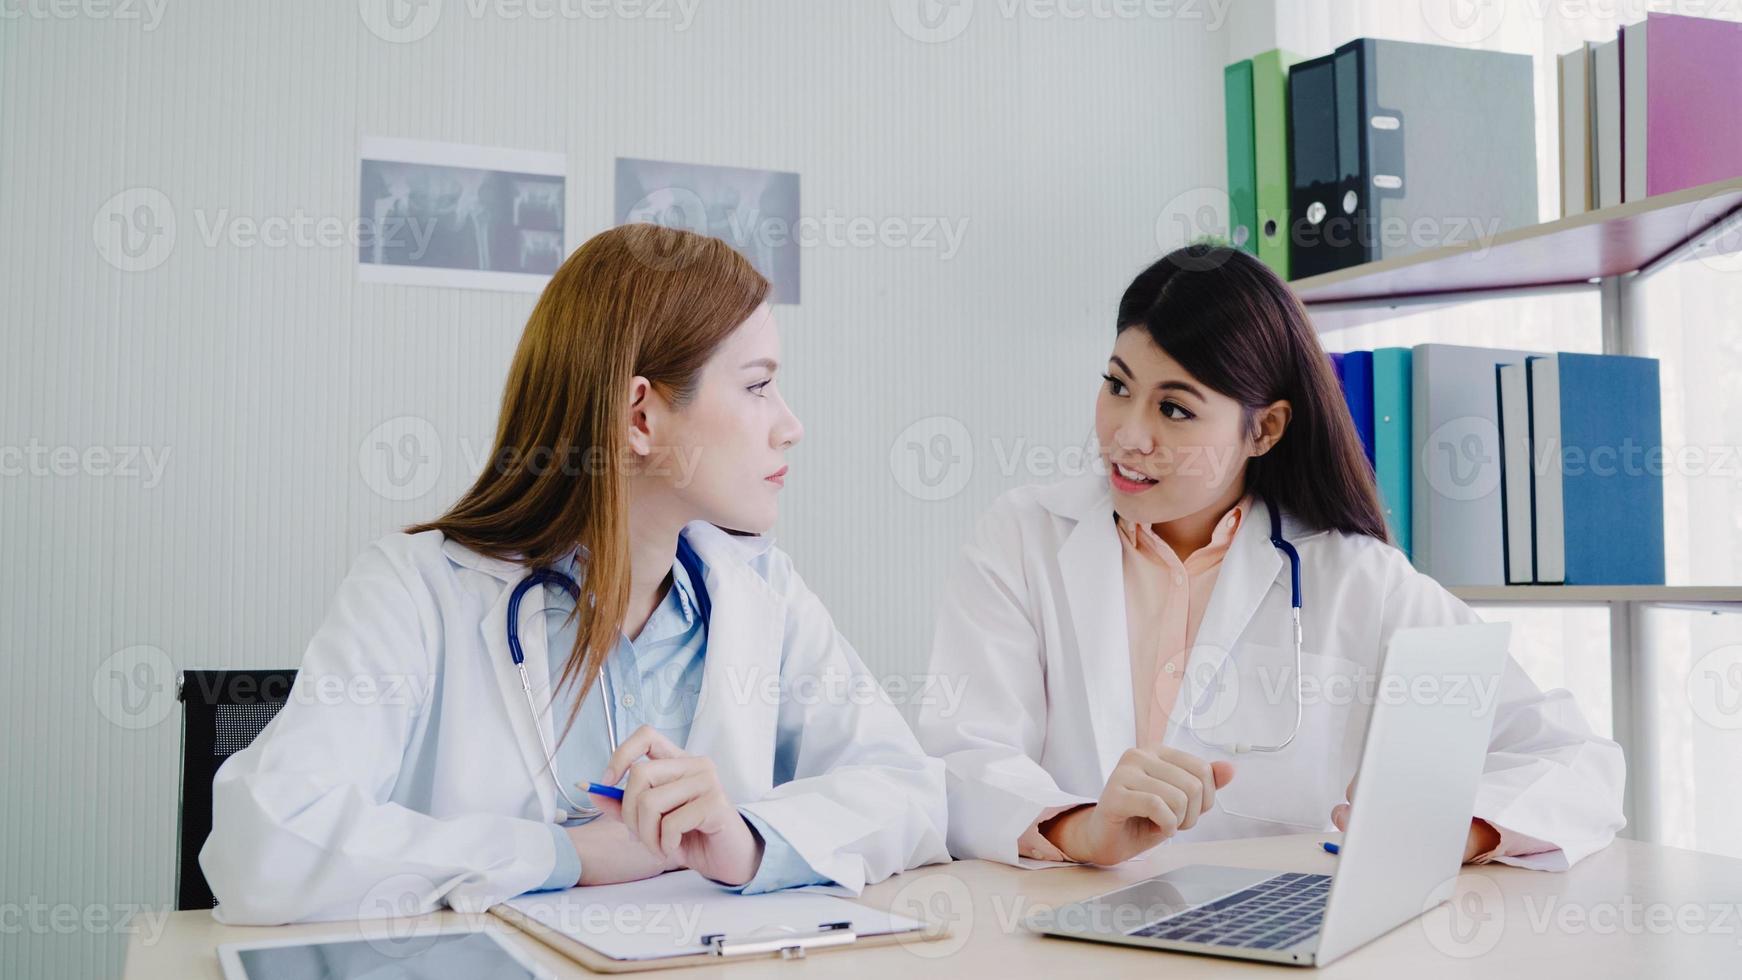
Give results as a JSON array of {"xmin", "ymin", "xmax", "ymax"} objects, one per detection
[{"xmin": 0, "ymin": 3, "xmax": 1237, "ymax": 976}]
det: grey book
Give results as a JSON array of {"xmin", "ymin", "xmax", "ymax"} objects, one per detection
[
  {"xmin": 1412, "ymin": 344, "xmax": 1542, "ymax": 587},
  {"xmin": 1289, "ymin": 38, "xmax": 1538, "ymax": 279},
  {"xmin": 1592, "ymin": 37, "xmax": 1622, "ymax": 209},
  {"xmin": 1527, "ymin": 356, "xmax": 1566, "ymax": 584}
]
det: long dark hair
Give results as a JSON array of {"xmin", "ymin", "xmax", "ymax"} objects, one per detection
[{"xmin": 1115, "ymin": 244, "xmax": 1388, "ymax": 542}]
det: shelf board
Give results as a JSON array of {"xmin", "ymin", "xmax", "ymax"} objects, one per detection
[
  {"xmin": 1449, "ymin": 585, "xmax": 1742, "ymax": 605},
  {"xmin": 1291, "ymin": 174, "xmax": 1742, "ymax": 328}
]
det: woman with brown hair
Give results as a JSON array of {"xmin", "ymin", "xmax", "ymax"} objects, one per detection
[{"xmin": 202, "ymin": 225, "xmax": 948, "ymax": 925}]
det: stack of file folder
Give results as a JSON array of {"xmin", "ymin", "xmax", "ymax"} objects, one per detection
[
  {"xmin": 1325, "ymin": 344, "xmax": 1665, "ymax": 588},
  {"xmin": 1224, "ymin": 49, "xmax": 1299, "ymax": 276},
  {"xmin": 1560, "ymin": 12, "xmax": 1742, "ymax": 217},
  {"xmin": 1225, "ymin": 38, "xmax": 1538, "ymax": 280}
]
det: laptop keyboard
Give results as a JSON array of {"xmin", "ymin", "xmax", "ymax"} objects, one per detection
[{"xmin": 1126, "ymin": 872, "xmax": 1330, "ymax": 950}]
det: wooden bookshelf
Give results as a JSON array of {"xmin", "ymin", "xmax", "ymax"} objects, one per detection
[
  {"xmin": 1450, "ymin": 585, "xmax": 1742, "ymax": 606},
  {"xmin": 1285, "ymin": 175, "xmax": 1742, "ymax": 613},
  {"xmin": 1291, "ymin": 174, "xmax": 1742, "ymax": 330},
  {"xmin": 1281, "ymin": 176, "xmax": 1742, "ymax": 844}
]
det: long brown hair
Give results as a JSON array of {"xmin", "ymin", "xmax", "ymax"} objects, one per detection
[
  {"xmin": 411, "ymin": 224, "xmax": 769, "ymax": 729},
  {"xmin": 1115, "ymin": 244, "xmax": 1388, "ymax": 541}
]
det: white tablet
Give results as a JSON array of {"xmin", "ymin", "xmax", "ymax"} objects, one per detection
[{"xmin": 216, "ymin": 924, "xmax": 552, "ymax": 980}]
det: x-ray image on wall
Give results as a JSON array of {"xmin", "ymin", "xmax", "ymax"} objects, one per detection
[
  {"xmin": 615, "ymin": 158, "xmax": 801, "ymax": 304},
  {"xmin": 359, "ymin": 137, "xmax": 566, "ymax": 293}
]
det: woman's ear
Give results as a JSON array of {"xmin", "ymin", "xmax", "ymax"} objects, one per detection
[
  {"xmin": 626, "ymin": 376, "xmax": 655, "ymax": 458},
  {"xmin": 1249, "ymin": 399, "xmax": 1292, "ymax": 457}
]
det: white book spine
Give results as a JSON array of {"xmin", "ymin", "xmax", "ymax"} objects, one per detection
[
  {"xmin": 1623, "ymin": 21, "xmax": 1649, "ymax": 203},
  {"xmin": 1559, "ymin": 48, "xmax": 1590, "ymax": 217},
  {"xmin": 1528, "ymin": 356, "xmax": 1566, "ymax": 584},
  {"xmin": 1414, "ymin": 344, "xmax": 1531, "ymax": 586},
  {"xmin": 1498, "ymin": 363, "xmax": 1535, "ymax": 584},
  {"xmin": 1594, "ymin": 38, "xmax": 1623, "ymax": 209}
]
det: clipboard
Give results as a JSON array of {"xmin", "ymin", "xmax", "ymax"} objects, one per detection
[{"xmin": 489, "ymin": 870, "xmax": 952, "ymax": 973}]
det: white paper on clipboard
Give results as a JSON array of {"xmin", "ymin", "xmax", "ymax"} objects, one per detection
[{"xmin": 497, "ymin": 870, "xmax": 925, "ymax": 962}]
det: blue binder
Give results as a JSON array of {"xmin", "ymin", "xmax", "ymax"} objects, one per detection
[
  {"xmin": 1558, "ymin": 353, "xmax": 1665, "ymax": 585},
  {"xmin": 1340, "ymin": 350, "xmax": 1376, "ymax": 466}
]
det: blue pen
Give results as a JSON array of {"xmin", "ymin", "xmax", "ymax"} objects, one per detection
[
  {"xmin": 1321, "ymin": 841, "xmax": 1340, "ymax": 855},
  {"xmin": 586, "ymin": 782, "xmax": 625, "ymax": 801}
]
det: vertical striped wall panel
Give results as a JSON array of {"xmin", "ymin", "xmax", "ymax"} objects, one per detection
[{"xmin": 0, "ymin": 4, "xmax": 1232, "ymax": 976}]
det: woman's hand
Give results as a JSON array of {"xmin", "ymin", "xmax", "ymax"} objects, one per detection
[
  {"xmin": 594, "ymin": 725, "xmax": 764, "ymax": 886},
  {"xmin": 1330, "ymin": 775, "xmax": 1501, "ymax": 863},
  {"xmin": 563, "ymin": 811, "xmax": 682, "ymax": 886},
  {"xmin": 1044, "ymin": 747, "xmax": 1235, "ymax": 865}
]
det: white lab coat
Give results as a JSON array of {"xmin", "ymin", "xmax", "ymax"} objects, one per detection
[
  {"xmin": 201, "ymin": 522, "xmax": 949, "ymax": 925},
  {"xmin": 917, "ymin": 473, "xmax": 1626, "ymax": 871}
]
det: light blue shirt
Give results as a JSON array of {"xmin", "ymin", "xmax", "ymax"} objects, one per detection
[{"xmin": 525, "ymin": 547, "xmax": 829, "ymax": 894}]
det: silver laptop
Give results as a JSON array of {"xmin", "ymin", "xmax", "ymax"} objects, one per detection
[{"xmin": 1032, "ymin": 622, "xmax": 1511, "ymax": 968}]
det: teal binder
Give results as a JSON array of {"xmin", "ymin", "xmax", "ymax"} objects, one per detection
[
  {"xmin": 1372, "ymin": 347, "xmax": 1412, "ymax": 556},
  {"xmin": 1225, "ymin": 59, "xmax": 1257, "ymax": 255}
]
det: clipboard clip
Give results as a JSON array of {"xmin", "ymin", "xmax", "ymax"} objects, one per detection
[{"xmin": 702, "ymin": 921, "xmax": 856, "ymax": 959}]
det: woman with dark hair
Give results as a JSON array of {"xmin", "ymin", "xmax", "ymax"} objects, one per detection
[{"xmin": 918, "ymin": 245, "xmax": 1624, "ymax": 872}]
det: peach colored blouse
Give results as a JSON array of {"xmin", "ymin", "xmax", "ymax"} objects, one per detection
[
  {"xmin": 1119, "ymin": 496, "xmax": 1249, "ymax": 748},
  {"xmin": 1016, "ymin": 497, "xmax": 1249, "ymax": 861},
  {"xmin": 1017, "ymin": 495, "xmax": 1544, "ymax": 866}
]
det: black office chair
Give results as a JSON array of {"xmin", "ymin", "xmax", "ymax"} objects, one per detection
[{"xmin": 175, "ymin": 668, "xmax": 298, "ymax": 911}]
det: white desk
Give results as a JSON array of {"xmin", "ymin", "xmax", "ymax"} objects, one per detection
[{"xmin": 125, "ymin": 834, "xmax": 1742, "ymax": 978}]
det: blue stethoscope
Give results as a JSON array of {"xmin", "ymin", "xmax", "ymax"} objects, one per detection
[
  {"xmin": 504, "ymin": 538, "xmax": 712, "ymax": 821},
  {"xmin": 1181, "ymin": 496, "xmax": 1304, "ymax": 756}
]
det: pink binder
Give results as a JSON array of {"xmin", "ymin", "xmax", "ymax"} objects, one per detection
[{"xmin": 1624, "ymin": 12, "xmax": 1742, "ymax": 200}]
